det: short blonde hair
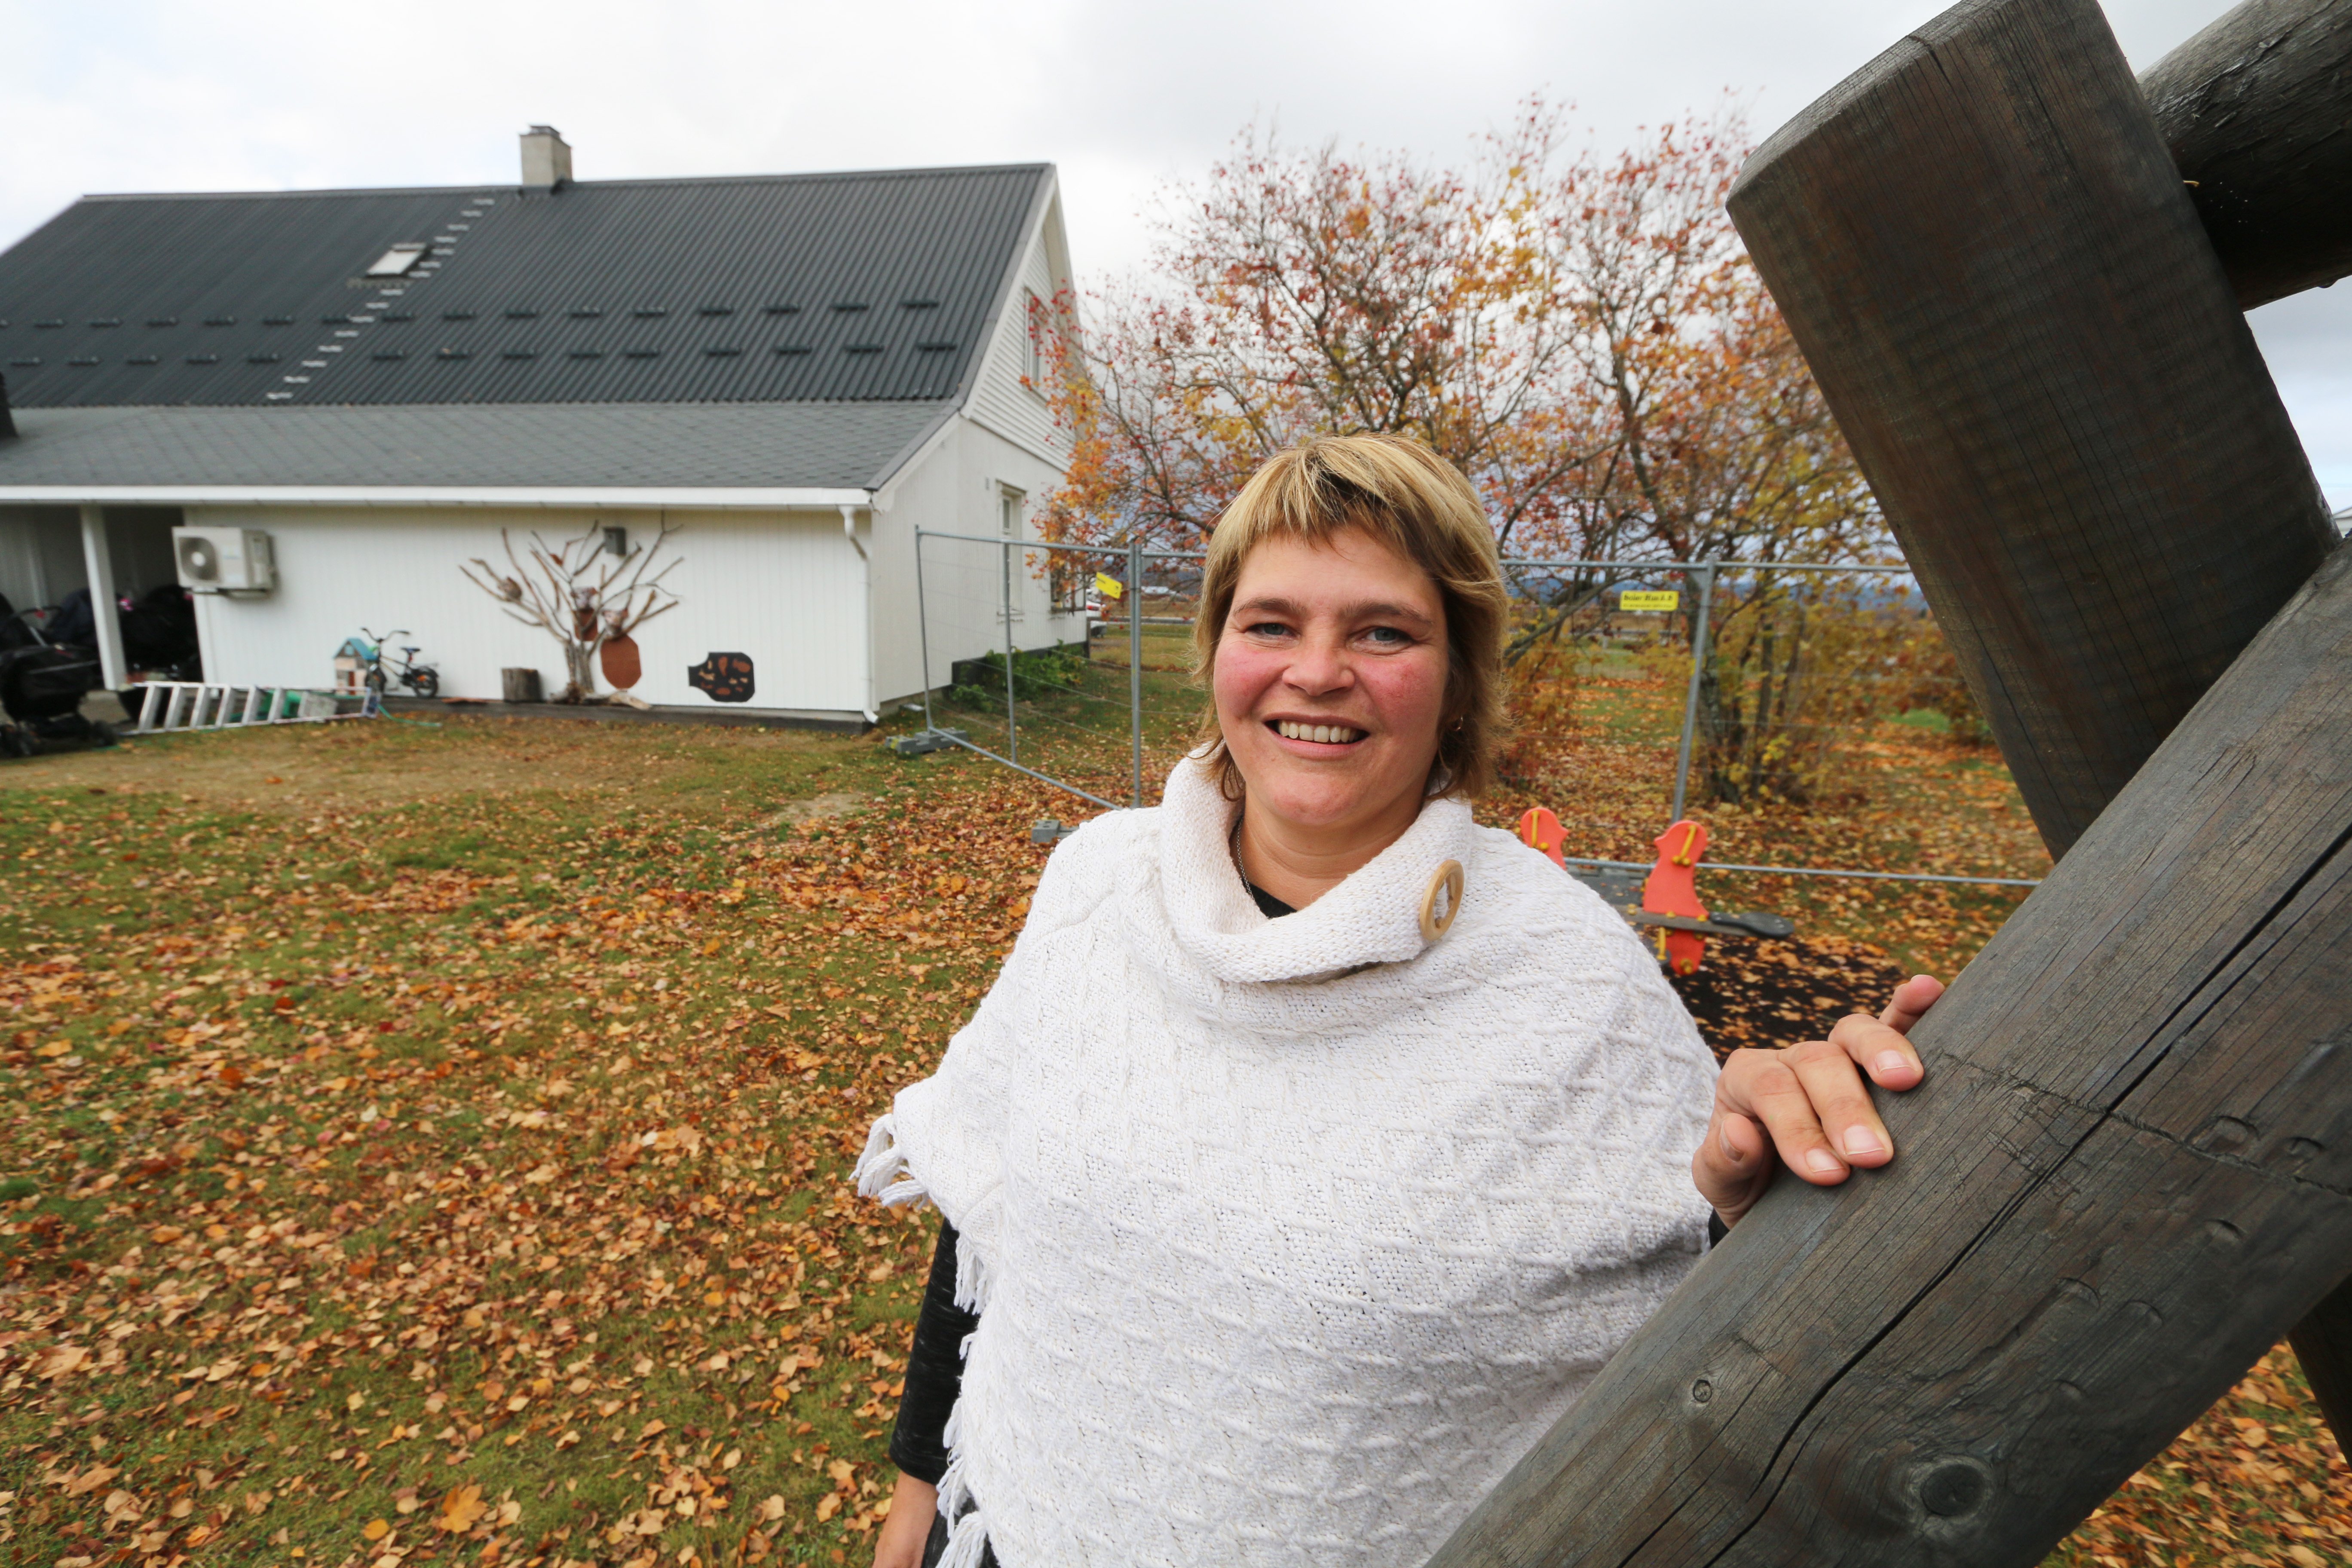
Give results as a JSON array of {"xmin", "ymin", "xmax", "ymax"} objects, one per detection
[{"xmin": 1193, "ymin": 434, "xmax": 1508, "ymax": 799}]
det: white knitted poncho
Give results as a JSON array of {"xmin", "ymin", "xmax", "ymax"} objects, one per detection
[{"xmin": 857, "ymin": 758, "xmax": 1718, "ymax": 1567}]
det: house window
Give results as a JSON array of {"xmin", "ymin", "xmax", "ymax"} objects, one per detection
[
  {"xmin": 999, "ymin": 489, "xmax": 1025, "ymax": 623},
  {"xmin": 364, "ymin": 243, "xmax": 429, "ymax": 278}
]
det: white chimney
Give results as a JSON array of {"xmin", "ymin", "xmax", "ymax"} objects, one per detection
[{"xmin": 521, "ymin": 125, "xmax": 573, "ymax": 189}]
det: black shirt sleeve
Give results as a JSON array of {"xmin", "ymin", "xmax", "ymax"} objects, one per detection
[{"xmin": 889, "ymin": 1221, "xmax": 980, "ymax": 1485}]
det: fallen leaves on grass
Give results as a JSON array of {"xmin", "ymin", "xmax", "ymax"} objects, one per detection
[
  {"xmin": 0, "ymin": 710, "xmax": 2331, "ymax": 1568},
  {"xmin": 434, "ymin": 1482, "xmax": 487, "ymax": 1534}
]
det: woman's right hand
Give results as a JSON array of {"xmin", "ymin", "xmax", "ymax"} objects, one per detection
[{"xmin": 873, "ymin": 1472, "xmax": 938, "ymax": 1568}]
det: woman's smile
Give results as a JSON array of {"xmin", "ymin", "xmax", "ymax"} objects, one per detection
[{"xmin": 1269, "ymin": 718, "xmax": 1370, "ymax": 746}]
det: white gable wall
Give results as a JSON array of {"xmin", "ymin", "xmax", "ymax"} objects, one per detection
[
  {"xmin": 183, "ymin": 505, "xmax": 872, "ymax": 716},
  {"xmin": 964, "ymin": 196, "xmax": 1073, "ymax": 469},
  {"xmin": 865, "ymin": 419, "xmax": 1078, "ymax": 709}
]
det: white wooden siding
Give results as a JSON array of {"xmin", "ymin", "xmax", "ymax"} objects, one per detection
[
  {"xmin": 183, "ymin": 506, "xmax": 871, "ymax": 715},
  {"xmin": 966, "ymin": 220, "xmax": 1068, "ymax": 464}
]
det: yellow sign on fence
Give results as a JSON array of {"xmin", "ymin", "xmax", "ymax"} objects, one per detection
[
  {"xmin": 1619, "ymin": 589, "xmax": 1681, "ymax": 612},
  {"xmin": 1095, "ymin": 573, "xmax": 1125, "ymax": 600}
]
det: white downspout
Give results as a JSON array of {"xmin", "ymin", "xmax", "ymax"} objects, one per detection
[
  {"xmin": 77, "ymin": 504, "xmax": 128, "ymax": 691},
  {"xmin": 841, "ymin": 504, "xmax": 877, "ymax": 725}
]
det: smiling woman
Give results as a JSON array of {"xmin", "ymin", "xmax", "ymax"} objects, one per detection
[
  {"xmin": 856, "ymin": 434, "xmax": 1936, "ymax": 1568},
  {"xmin": 1192, "ymin": 436, "xmax": 1507, "ymax": 909}
]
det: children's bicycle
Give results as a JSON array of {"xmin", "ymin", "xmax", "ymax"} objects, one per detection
[{"xmin": 356, "ymin": 628, "xmax": 441, "ymax": 699}]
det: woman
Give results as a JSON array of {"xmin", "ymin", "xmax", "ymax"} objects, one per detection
[{"xmin": 859, "ymin": 435, "xmax": 1936, "ymax": 1568}]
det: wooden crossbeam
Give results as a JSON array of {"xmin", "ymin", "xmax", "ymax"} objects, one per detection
[
  {"xmin": 1733, "ymin": 0, "xmax": 2336, "ymax": 862},
  {"xmin": 2144, "ymin": 0, "xmax": 2352, "ymax": 309},
  {"xmin": 1427, "ymin": 478, "xmax": 2352, "ymax": 1568},
  {"xmin": 1422, "ymin": 0, "xmax": 2352, "ymax": 1560},
  {"xmin": 1732, "ymin": 0, "xmax": 2352, "ymax": 1444}
]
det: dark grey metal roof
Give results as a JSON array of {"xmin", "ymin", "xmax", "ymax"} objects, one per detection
[
  {"xmin": 0, "ymin": 401, "xmax": 951, "ymax": 491},
  {"xmin": 0, "ymin": 164, "xmax": 1049, "ymax": 409}
]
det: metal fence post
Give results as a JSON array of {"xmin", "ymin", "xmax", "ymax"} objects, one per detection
[
  {"xmin": 1003, "ymin": 536, "xmax": 1018, "ymax": 766},
  {"xmin": 914, "ymin": 530, "xmax": 937, "ymax": 736},
  {"xmin": 1129, "ymin": 537, "xmax": 1145, "ymax": 808},
  {"xmin": 1669, "ymin": 561, "xmax": 1717, "ymax": 825}
]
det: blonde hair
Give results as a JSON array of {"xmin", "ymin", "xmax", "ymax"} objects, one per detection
[{"xmin": 1193, "ymin": 434, "xmax": 1508, "ymax": 800}]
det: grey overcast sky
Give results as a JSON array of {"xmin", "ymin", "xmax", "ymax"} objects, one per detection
[{"xmin": 5, "ymin": 0, "xmax": 2346, "ymax": 502}]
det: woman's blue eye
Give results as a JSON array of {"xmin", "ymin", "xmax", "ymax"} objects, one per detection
[
  {"xmin": 1246, "ymin": 622, "xmax": 1291, "ymax": 637},
  {"xmin": 1363, "ymin": 626, "xmax": 1409, "ymax": 646}
]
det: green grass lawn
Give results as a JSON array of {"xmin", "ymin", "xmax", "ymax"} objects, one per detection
[
  {"xmin": 0, "ymin": 716, "xmax": 1031, "ymax": 1568},
  {"xmin": 0, "ymin": 708, "xmax": 2341, "ymax": 1568}
]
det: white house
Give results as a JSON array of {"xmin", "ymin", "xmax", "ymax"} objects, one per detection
[{"xmin": 0, "ymin": 130, "xmax": 1085, "ymax": 727}]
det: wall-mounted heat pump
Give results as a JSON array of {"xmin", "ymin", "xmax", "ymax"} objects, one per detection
[{"xmin": 173, "ymin": 527, "xmax": 276, "ymax": 595}]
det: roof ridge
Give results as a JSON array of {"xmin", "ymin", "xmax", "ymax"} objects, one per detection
[
  {"xmin": 2, "ymin": 398, "xmax": 960, "ymax": 414},
  {"xmin": 76, "ymin": 162, "xmax": 1054, "ymax": 205}
]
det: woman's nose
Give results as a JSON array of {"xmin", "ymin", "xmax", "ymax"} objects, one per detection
[{"xmin": 1282, "ymin": 634, "xmax": 1354, "ymax": 694}]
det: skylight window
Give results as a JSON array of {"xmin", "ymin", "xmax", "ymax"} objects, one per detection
[{"xmin": 364, "ymin": 242, "xmax": 430, "ymax": 278}]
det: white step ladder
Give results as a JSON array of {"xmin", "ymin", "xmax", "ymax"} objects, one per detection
[{"xmin": 130, "ymin": 683, "xmax": 346, "ymax": 735}]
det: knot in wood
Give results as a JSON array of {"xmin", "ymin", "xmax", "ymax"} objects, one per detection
[{"xmin": 1918, "ymin": 1460, "xmax": 1988, "ymax": 1518}]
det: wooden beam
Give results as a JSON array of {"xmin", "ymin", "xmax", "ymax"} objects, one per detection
[
  {"xmin": 1730, "ymin": 0, "xmax": 2352, "ymax": 1442},
  {"xmin": 1427, "ymin": 511, "xmax": 2352, "ymax": 1568},
  {"xmin": 2292, "ymin": 1274, "xmax": 2352, "ymax": 1436},
  {"xmin": 1421, "ymin": 0, "xmax": 2352, "ymax": 1560},
  {"xmin": 2142, "ymin": 0, "xmax": 2352, "ymax": 310},
  {"xmin": 1729, "ymin": 0, "xmax": 2335, "ymax": 860}
]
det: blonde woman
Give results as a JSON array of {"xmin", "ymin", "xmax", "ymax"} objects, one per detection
[{"xmin": 860, "ymin": 435, "xmax": 1938, "ymax": 1568}]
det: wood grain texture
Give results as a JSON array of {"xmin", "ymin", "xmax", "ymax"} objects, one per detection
[
  {"xmin": 1424, "ymin": 1, "xmax": 2352, "ymax": 1561},
  {"xmin": 2141, "ymin": 0, "xmax": 2352, "ymax": 309},
  {"xmin": 2290, "ymin": 1272, "xmax": 2352, "ymax": 1436},
  {"xmin": 1426, "ymin": 524, "xmax": 2352, "ymax": 1568},
  {"xmin": 1743, "ymin": 0, "xmax": 2352, "ymax": 1439},
  {"xmin": 1724, "ymin": 0, "xmax": 2335, "ymax": 860}
]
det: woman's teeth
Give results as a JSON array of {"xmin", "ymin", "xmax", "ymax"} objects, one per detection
[{"xmin": 1275, "ymin": 720, "xmax": 1365, "ymax": 744}]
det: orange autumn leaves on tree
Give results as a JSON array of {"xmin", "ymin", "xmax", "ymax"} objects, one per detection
[
  {"xmin": 1031, "ymin": 100, "xmax": 1877, "ymax": 576},
  {"xmin": 1029, "ymin": 101, "xmax": 1911, "ymax": 808}
]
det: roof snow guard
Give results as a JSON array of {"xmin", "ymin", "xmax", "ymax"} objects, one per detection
[{"xmin": 0, "ymin": 163, "xmax": 1050, "ymax": 409}]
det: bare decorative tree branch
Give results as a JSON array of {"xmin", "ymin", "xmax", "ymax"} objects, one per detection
[{"xmin": 461, "ymin": 521, "xmax": 682, "ymax": 702}]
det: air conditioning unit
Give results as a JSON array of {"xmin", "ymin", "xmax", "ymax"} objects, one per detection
[{"xmin": 173, "ymin": 527, "xmax": 276, "ymax": 595}]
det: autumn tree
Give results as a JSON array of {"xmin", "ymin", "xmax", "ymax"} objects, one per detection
[
  {"xmin": 1038, "ymin": 101, "xmax": 1877, "ymax": 554},
  {"xmin": 1035, "ymin": 103, "xmax": 1947, "ymax": 803}
]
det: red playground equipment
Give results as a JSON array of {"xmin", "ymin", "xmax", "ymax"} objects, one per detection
[
  {"xmin": 1515, "ymin": 806, "xmax": 1793, "ymax": 972},
  {"xmin": 1643, "ymin": 821, "xmax": 1709, "ymax": 975}
]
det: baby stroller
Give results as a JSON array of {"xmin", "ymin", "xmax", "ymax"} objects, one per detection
[{"xmin": 0, "ymin": 595, "xmax": 115, "ymax": 757}]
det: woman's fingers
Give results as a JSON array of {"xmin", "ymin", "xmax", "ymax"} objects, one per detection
[
  {"xmin": 1830, "ymin": 1010, "xmax": 1926, "ymax": 1093},
  {"xmin": 1878, "ymin": 973, "xmax": 1945, "ymax": 1035},
  {"xmin": 1787, "ymin": 1038, "xmax": 1896, "ymax": 1167},
  {"xmin": 1692, "ymin": 1105, "xmax": 1770, "ymax": 1217},
  {"xmin": 1722, "ymin": 1046, "xmax": 1852, "ymax": 1185},
  {"xmin": 1703, "ymin": 989, "xmax": 1946, "ymax": 1227}
]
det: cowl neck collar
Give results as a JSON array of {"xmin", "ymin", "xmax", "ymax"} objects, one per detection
[{"xmin": 1154, "ymin": 754, "xmax": 1477, "ymax": 985}]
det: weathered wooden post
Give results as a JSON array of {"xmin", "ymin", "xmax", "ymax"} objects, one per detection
[
  {"xmin": 1419, "ymin": 0, "xmax": 2352, "ymax": 1561},
  {"xmin": 1730, "ymin": 0, "xmax": 2337, "ymax": 862},
  {"xmin": 2143, "ymin": 0, "xmax": 2352, "ymax": 309},
  {"xmin": 1733, "ymin": 0, "xmax": 2352, "ymax": 1437}
]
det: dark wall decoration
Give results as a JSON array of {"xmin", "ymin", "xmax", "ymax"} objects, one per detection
[{"xmin": 687, "ymin": 652, "xmax": 754, "ymax": 703}]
